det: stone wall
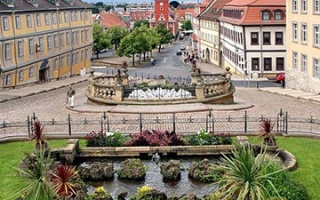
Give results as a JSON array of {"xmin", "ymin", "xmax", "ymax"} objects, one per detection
[{"xmin": 286, "ymin": 69, "xmax": 320, "ymax": 94}]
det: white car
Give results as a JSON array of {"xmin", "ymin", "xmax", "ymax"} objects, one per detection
[{"xmin": 180, "ymin": 45, "xmax": 186, "ymax": 50}]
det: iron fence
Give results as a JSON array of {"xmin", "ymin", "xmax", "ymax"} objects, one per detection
[{"xmin": 1, "ymin": 110, "xmax": 320, "ymax": 140}]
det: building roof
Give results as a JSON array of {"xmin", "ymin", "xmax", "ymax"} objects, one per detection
[
  {"xmin": 219, "ymin": 0, "xmax": 286, "ymax": 25},
  {"xmin": 0, "ymin": 0, "xmax": 91, "ymax": 12},
  {"xmin": 97, "ymin": 11, "xmax": 128, "ymax": 29},
  {"xmin": 199, "ymin": 0, "xmax": 231, "ymax": 20},
  {"xmin": 129, "ymin": 11, "xmax": 153, "ymax": 21}
]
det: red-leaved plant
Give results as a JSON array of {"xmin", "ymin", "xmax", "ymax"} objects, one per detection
[
  {"xmin": 259, "ymin": 118, "xmax": 276, "ymax": 145},
  {"xmin": 125, "ymin": 130, "xmax": 185, "ymax": 146},
  {"xmin": 30, "ymin": 119, "xmax": 46, "ymax": 144},
  {"xmin": 50, "ymin": 163, "xmax": 77, "ymax": 198}
]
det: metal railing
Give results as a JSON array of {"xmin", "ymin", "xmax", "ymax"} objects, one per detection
[{"xmin": 1, "ymin": 109, "xmax": 320, "ymax": 140}]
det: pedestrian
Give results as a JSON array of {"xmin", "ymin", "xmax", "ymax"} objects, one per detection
[{"xmin": 66, "ymin": 85, "xmax": 75, "ymax": 108}]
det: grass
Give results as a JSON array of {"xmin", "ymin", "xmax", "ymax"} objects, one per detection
[{"xmin": 0, "ymin": 137, "xmax": 320, "ymax": 199}]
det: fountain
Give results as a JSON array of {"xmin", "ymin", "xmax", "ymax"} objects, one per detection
[{"xmin": 86, "ymin": 66, "xmax": 235, "ymax": 105}]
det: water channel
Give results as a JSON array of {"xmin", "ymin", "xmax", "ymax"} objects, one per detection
[{"xmin": 80, "ymin": 157, "xmax": 219, "ymax": 199}]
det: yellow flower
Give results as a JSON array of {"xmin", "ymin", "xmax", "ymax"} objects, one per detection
[
  {"xmin": 138, "ymin": 185, "xmax": 153, "ymax": 194},
  {"xmin": 95, "ymin": 186, "xmax": 106, "ymax": 193}
]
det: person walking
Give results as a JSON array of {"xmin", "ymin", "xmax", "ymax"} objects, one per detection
[{"xmin": 66, "ymin": 85, "xmax": 75, "ymax": 108}]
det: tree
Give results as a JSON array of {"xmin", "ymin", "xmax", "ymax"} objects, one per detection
[
  {"xmin": 181, "ymin": 20, "xmax": 192, "ymax": 30},
  {"xmin": 213, "ymin": 145, "xmax": 284, "ymax": 200},
  {"xmin": 106, "ymin": 26, "xmax": 129, "ymax": 50},
  {"xmin": 92, "ymin": 23, "xmax": 111, "ymax": 59},
  {"xmin": 134, "ymin": 20, "xmax": 150, "ymax": 29},
  {"xmin": 155, "ymin": 23, "xmax": 173, "ymax": 52}
]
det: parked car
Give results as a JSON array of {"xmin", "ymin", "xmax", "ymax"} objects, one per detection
[
  {"xmin": 176, "ymin": 51, "xmax": 182, "ymax": 56},
  {"xmin": 180, "ymin": 45, "xmax": 186, "ymax": 50},
  {"xmin": 275, "ymin": 72, "xmax": 285, "ymax": 83}
]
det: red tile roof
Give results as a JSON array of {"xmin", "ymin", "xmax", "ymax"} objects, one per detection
[
  {"xmin": 219, "ymin": 0, "xmax": 286, "ymax": 25},
  {"xmin": 129, "ymin": 11, "xmax": 153, "ymax": 21},
  {"xmin": 98, "ymin": 11, "xmax": 128, "ymax": 29}
]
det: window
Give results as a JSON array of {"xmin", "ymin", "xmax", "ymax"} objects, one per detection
[
  {"xmin": 251, "ymin": 32, "xmax": 259, "ymax": 45},
  {"xmin": 3, "ymin": 16, "xmax": 9, "ymax": 30},
  {"xmin": 52, "ymin": 13, "xmax": 56, "ymax": 24},
  {"xmin": 293, "ymin": 52, "xmax": 298, "ymax": 69},
  {"xmin": 18, "ymin": 70, "xmax": 24, "ymax": 81},
  {"xmin": 81, "ymin": 30, "xmax": 84, "ymax": 42},
  {"xmin": 66, "ymin": 31, "xmax": 70, "ymax": 45},
  {"xmin": 292, "ymin": 22, "xmax": 298, "ymax": 41},
  {"xmin": 39, "ymin": 37, "xmax": 43, "ymax": 51},
  {"xmin": 60, "ymin": 56, "xmax": 64, "ymax": 67},
  {"xmin": 5, "ymin": 43, "xmax": 11, "ymax": 60},
  {"xmin": 18, "ymin": 41, "xmax": 23, "ymax": 57},
  {"xmin": 263, "ymin": 32, "xmax": 271, "ymax": 45},
  {"xmin": 276, "ymin": 58, "xmax": 285, "ymax": 70},
  {"xmin": 313, "ymin": 58, "xmax": 320, "ymax": 77},
  {"xmin": 262, "ymin": 11, "xmax": 270, "ymax": 20},
  {"xmin": 60, "ymin": 33, "xmax": 64, "ymax": 46},
  {"xmin": 28, "ymin": 39, "xmax": 34, "ymax": 54},
  {"xmin": 292, "ymin": 0, "xmax": 298, "ymax": 12},
  {"xmin": 29, "ymin": 66, "xmax": 34, "ymax": 77},
  {"xmin": 264, "ymin": 58, "xmax": 272, "ymax": 71},
  {"xmin": 26, "ymin": 15, "xmax": 32, "ymax": 28},
  {"xmin": 251, "ymin": 58, "xmax": 260, "ymax": 71},
  {"xmin": 301, "ymin": 0, "xmax": 308, "ymax": 12},
  {"xmin": 6, "ymin": 74, "xmax": 12, "ymax": 86},
  {"xmin": 275, "ymin": 32, "xmax": 283, "ymax": 45},
  {"xmin": 80, "ymin": 11, "xmax": 83, "ymax": 21},
  {"xmin": 54, "ymin": 58, "xmax": 59, "ymax": 70},
  {"xmin": 64, "ymin": 12, "xmax": 69, "ymax": 23},
  {"xmin": 274, "ymin": 11, "xmax": 282, "ymax": 20},
  {"xmin": 54, "ymin": 34, "xmax": 58, "ymax": 48},
  {"xmin": 47, "ymin": 35, "xmax": 52, "ymax": 49},
  {"xmin": 15, "ymin": 16, "xmax": 21, "ymax": 29},
  {"xmin": 36, "ymin": 14, "xmax": 41, "ymax": 26},
  {"xmin": 58, "ymin": 12, "xmax": 63, "ymax": 23},
  {"xmin": 315, "ymin": 0, "xmax": 320, "ymax": 13},
  {"xmin": 75, "ymin": 11, "xmax": 78, "ymax": 21},
  {"xmin": 301, "ymin": 24, "xmax": 307, "ymax": 43},
  {"xmin": 301, "ymin": 54, "xmax": 307, "ymax": 72},
  {"xmin": 45, "ymin": 14, "xmax": 49, "ymax": 25},
  {"xmin": 314, "ymin": 25, "xmax": 320, "ymax": 46}
]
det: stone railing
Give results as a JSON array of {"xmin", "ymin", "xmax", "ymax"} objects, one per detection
[{"xmin": 86, "ymin": 67, "xmax": 234, "ymax": 105}]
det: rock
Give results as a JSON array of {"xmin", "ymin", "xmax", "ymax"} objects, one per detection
[
  {"xmin": 176, "ymin": 193, "xmax": 200, "ymax": 200},
  {"xmin": 117, "ymin": 158, "xmax": 146, "ymax": 180},
  {"xmin": 78, "ymin": 162, "xmax": 114, "ymax": 181},
  {"xmin": 160, "ymin": 160, "xmax": 181, "ymax": 181},
  {"xmin": 117, "ymin": 192, "xmax": 128, "ymax": 200},
  {"xmin": 188, "ymin": 159, "xmax": 219, "ymax": 182},
  {"xmin": 132, "ymin": 189, "xmax": 167, "ymax": 200}
]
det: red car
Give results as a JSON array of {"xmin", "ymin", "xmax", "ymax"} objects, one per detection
[{"xmin": 275, "ymin": 72, "xmax": 285, "ymax": 83}]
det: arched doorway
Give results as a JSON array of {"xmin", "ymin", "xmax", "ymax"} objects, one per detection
[
  {"xmin": 39, "ymin": 59, "xmax": 50, "ymax": 82},
  {"xmin": 205, "ymin": 48, "xmax": 210, "ymax": 63}
]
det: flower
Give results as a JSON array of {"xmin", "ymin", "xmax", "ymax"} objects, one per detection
[
  {"xmin": 106, "ymin": 132, "xmax": 114, "ymax": 137},
  {"xmin": 158, "ymin": 75, "xmax": 164, "ymax": 79}
]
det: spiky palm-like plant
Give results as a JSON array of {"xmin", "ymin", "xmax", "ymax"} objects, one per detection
[
  {"xmin": 30, "ymin": 119, "xmax": 49, "ymax": 151},
  {"xmin": 215, "ymin": 145, "xmax": 284, "ymax": 200},
  {"xmin": 259, "ymin": 119, "xmax": 276, "ymax": 145},
  {"xmin": 10, "ymin": 144, "xmax": 57, "ymax": 200},
  {"xmin": 50, "ymin": 163, "xmax": 77, "ymax": 198}
]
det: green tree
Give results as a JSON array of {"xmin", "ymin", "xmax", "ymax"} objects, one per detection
[
  {"xmin": 106, "ymin": 26, "xmax": 129, "ymax": 50},
  {"xmin": 134, "ymin": 20, "xmax": 150, "ymax": 29},
  {"xmin": 155, "ymin": 23, "xmax": 173, "ymax": 52},
  {"xmin": 213, "ymin": 145, "xmax": 284, "ymax": 200},
  {"xmin": 182, "ymin": 20, "xmax": 193, "ymax": 30},
  {"xmin": 92, "ymin": 23, "xmax": 111, "ymax": 59}
]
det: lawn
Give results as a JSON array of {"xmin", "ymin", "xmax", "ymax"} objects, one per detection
[{"xmin": 0, "ymin": 137, "xmax": 319, "ymax": 199}]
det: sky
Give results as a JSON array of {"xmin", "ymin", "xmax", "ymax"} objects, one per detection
[{"xmin": 84, "ymin": 0, "xmax": 199, "ymax": 4}]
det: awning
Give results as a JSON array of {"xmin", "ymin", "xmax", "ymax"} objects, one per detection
[{"xmin": 40, "ymin": 59, "xmax": 49, "ymax": 70}]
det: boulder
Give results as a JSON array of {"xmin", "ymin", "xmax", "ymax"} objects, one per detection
[
  {"xmin": 188, "ymin": 159, "xmax": 219, "ymax": 182},
  {"xmin": 131, "ymin": 189, "xmax": 167, "ymax": 200},
  {"xmin": 160, "ymin": 160, "xmax": 181, "ymax": 181},
  {"xmin": 117, "ymin": 158, "xmax": 146, "ymax": 180},
  {"xmin": 78, "ymin": 162, "xmax": 114, "ymax": 181}
]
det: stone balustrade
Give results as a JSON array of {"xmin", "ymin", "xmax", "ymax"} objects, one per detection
[{"xmin": 86, "ymin": 68, "xmax": 234, "ymax": 105}]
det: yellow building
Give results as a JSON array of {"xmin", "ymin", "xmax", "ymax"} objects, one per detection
[
  {"xmin": 286, "ymin": 0, "xmax": 320, "ymax": 93},
  {"xmin": 0, "ymin": 0, "xmax": 93, "ymax": 88},
  {"xmin": 199, "ymin": 0, "xmax": 229, "ymax": 67}
]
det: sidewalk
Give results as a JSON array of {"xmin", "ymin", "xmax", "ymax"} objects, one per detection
[{"xmin": 0, "ymin": 48, "xmax": 319, "ymax": 107}]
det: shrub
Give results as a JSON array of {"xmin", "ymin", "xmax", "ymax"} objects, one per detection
[
  {"xmin": 85, "ymin": 131, "xmax": 107, "ymax": 147},
  {"xmin": 187, "ymin": 130, "xmax": 221, "ymax": 146},
  {"xmin": 125, "ymin": 130, "xmax": 185, "ymax": 146},
  {"xmin": 105, "ymin": 132, "xmax": 127, "ymax": 147},
  {"xmin": 220, "ymin": 132, "xmax": 232, "ymax": 145}
]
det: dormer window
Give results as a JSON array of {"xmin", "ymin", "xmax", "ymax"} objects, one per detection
[
  {"xmin": 262, "ymin": 10, "xmax": 271, "ymax": 20},
  {"xmin": 274, "ymin": 10, "xmax": 283, "ymax": 20}
]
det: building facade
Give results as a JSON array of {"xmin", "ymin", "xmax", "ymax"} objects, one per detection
[
  {"xmin": 219, "ymin": 0, "xmax": 286, "ymax": 77},
  {"xmin": 286, "ymin": 0, "xmax": 320, "ymax": 93},
  {"xmin": 0, "ymin": 0, "xmax": 93, "ymax": 88},
  {"xmin": 199, "ymin": 0, "xmax": 229, "ymax": 67}
]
